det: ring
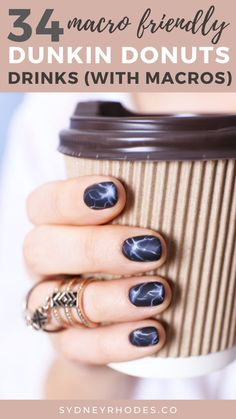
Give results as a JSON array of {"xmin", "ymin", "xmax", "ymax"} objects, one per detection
[
  {"xmin": 51, "ymin": 281, "xmax": 71, "ymax": 329},
  {"xmin": 24, "ymin": 280, "xmax": 65, "ymax": 333},
  {"xmin": 62, "ymin": 279, "xmax": 84, "ymax": 328},
  {"xmin": 24, "ymin": 277, "xmax": 99, "ymax": 332},
  {"xmin": 75, "ymin": 278, "xmax": 99, "ymax": 328}
]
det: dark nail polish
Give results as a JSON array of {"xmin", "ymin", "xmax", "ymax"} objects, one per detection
[
  {"xmin": 122, "ymin": 235, "xmax": 162, "ymax": 262},
  {"xmin": 129, "ymin": 326, "xmax": 159, "ymax": 347},
  {"xmin": 129, "ymin": 282, "xmax": 165, "ymax": 307},
  {"xmin": 83, "ymin": 182, "xmax": 118, "ymax": 210}
]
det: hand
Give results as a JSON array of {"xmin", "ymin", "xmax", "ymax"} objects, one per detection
[{"xmin": 24, "ymin": 176, "xmax": 172, "ymax": 365}]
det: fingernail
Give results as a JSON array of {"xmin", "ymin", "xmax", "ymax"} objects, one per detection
[
  {"xmin": 122, "ymin": 235, "xmax": 162, "ymax": 262},
  {"xmin": 129, "ymin": 326, "xmax": 159, "ymax": 347},
  {"xmin": 129, "ymin": 282, "xmax": 165, "ymax": 307},
  {"xmin": 83, "ymin": 182, "xmax": 118, "ymax": 210}
]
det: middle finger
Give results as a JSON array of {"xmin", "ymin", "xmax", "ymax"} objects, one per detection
[{"xmin": 24, "ymin": 225, "xmax": 167, "ymax": 276}]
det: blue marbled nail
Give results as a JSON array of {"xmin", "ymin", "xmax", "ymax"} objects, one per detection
[
  {"xmin": 122, "ymin": 235, "xmax": 162, "ymax": 262},
  {"xmin": 83, "ymin": 182, "xmax": 118, "ymax": 210},
  {"xmin": 129, "ymin": 282, "xmax": 165, "ymax": 307},
  {"xmin": 129, "ymin": 327, "xmax": 159, "ymax": 347}
]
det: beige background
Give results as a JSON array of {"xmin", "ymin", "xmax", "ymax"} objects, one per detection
[{"xmin": 0, "ymin": 0, "xmax": 235, "ymax": 91}]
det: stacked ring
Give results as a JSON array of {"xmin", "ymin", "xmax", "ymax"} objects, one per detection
[
  {"xmin": 24, "ymin": 281, "xmax": 64, "ymax": 333},
  {"xmin": 51, "ymin": 282, "xmax": 71, "ymax": 329},
  {"xmin": 76, "ymin": 279, "xmax": 98, "ymax": 328},
  {"xmin": 24, "ymin": 277, "xmax": 99, "ymax": 332},
  {"xmin": 63, "ymin": 279, "xmax": 84, "ymax": 328}
]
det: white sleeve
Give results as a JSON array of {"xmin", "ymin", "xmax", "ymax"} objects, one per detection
[
  {"xmin": 0, "ymin": 93, "xmax": 78, "ymax": 398},
  {"xmin": 0, "ymin": 91, "xmax": 130, "ymax": 399}
]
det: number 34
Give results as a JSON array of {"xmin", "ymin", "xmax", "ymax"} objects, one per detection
[{"xmin": 8, "ymin": 9, "xmax": 64, "ymax": 42}]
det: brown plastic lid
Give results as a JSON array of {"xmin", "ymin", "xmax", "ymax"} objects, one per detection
[{"xmin": 59, "ymin": 101, "xmax": 236, "ymax": 161}]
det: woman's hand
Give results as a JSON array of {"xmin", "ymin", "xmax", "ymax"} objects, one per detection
[{"xmin": 24, "ymin": 176, "xmax": 172, "ymax": 365}]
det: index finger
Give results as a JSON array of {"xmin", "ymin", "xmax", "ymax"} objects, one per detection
[{"xmin": 27, "ymin": 176, "xmax": 126, "ymax": 226}]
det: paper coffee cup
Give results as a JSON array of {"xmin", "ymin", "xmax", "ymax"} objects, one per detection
[{"xmin": 59, "ymin": 101, "xmax": 236, "ymax": 378}]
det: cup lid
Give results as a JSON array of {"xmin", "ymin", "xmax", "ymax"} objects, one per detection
[{"xmin": 59, "ymin": 101, "xmax": 236, "ymax": 161}]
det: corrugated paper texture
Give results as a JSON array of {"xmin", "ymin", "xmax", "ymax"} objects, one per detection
[{"xmin": 65, "ymin": 156, "xmax": 236, "ymax": 358}]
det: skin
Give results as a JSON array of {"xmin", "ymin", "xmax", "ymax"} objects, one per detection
[{"xmin": 24, "ymin": 175, "xmax": 171, "ymax": 365}]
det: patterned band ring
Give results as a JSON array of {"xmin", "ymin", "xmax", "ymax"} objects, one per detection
[
  {"xmin": 63, "ymin": 279, "xmax": 84, "ymax": 328},
  {"xmin": 24, "ymin": 277, "xmax": 100, "ymax": 332},
  {"xmin": 24, "ymin": 280, "xmax": 65, "ymax": 333},
  {"xmin": 50, "ymin": 281, "xmax": 71, "ymax": 329},
  {"xmin": 50, "ymin": 277, "xmax": 99, "ymax": 328}
]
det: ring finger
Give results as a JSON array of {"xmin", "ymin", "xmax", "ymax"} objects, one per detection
[
  {"xmin": 23, "ymin": 225, "xmax": 167, "ymax": 276},
  {"xmin": 29, "ymin": 276, "xmax": 171, "ymax": 324}
]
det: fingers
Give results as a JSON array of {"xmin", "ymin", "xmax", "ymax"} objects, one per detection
[
  {"xmin": 28, "ymin": 275, "xmax": 169, "ymax": 364},
  {"xmin": 84, "ymin": 276, "xmax": 171, "ymax": 322},
  {"xmin": 25, "ymin": 176, "xmax": 170, "ymax": 365},
  {"xmin": 23, "ymin": 225, "xmax": 167, "ymax": 276},
  {"xmin": 27, "ymin": 176, "xmax": 126, "ymax": 226},
  {"xmin": 58, "ymin": 319, "xmax": 165, "ymax": 364},
  {"xmin": 28, "ymin": 276, "xmax": 172, "ymax": 324}
]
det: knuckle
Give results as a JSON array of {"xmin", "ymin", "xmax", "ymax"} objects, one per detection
[
  {"xmin": 50, "ymin": 186, "xmax": 67, "ymax": 220},
  {"xmin": 23, "ymin": 227, "xmax": 44, "ymax": 272},
  {"xmin": 23, "ymin": 230, "xmax": 36, "ymax": 267},
  {"xmin": 84, "ymin": 228, "xmax": 98, "ymax": 268},
  {"xmin": 26, "ymin": 192, "xmax": 36, "ymax": 224},
  {"xmin": 58, "ymin": 333, "xmax": 74, "ymax": 360},
  {"xmin": 95, "ymin": 334, "xmax": 113, "ymax": 364}
]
